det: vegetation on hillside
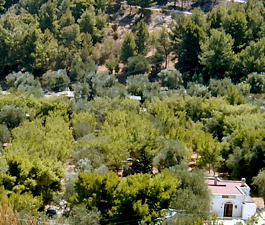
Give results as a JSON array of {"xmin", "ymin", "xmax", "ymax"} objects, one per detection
[{"xmin": 1, "ymin": 0, "xmax": 265, "ymax": 224}]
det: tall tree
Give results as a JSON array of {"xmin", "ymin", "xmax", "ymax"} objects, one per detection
[
  {"xmin": 38, "ymin": 0, "xmax": 57, "ymax": 32},
  {"xmin": 236, "ymin": 38, "xmax": 265, "ymax": 80},
  {"xmin": 121, "ymin": 32, "xmax": 136, "ymax": 63},
  {"xmin": 172, "ymin": 14, "xmax": 206, "ymax": 80},
  {"xmin": 196, "ymin": 132, "xmax": 223, "ymax": 174},
  {"xmin": 138, "ymin": 0, "xmax": 156, "ymax": 17},
  {"xmin": 0, "ymin": 24, "xmax": 11, "ymax": 76},
  {"xmin": 78, "ymin": 6, "xmax": 96, "ymax": 36},
  {"xmin": 199, "ymin": 29, "xmax": 235, "ymax": 81},
  {"xmin": 135, "ymin": 20, "xmax": 149, "ymax": 55},
  {"xmin": 156, "ymin": 27, "xmax": 172, "ymax": 69},
  {"xmin": 222, "ymin": 10, "xmax": 248, "ymax": 53},
  {"xmin": 58, "ymin": 8, "xmax": 75, "ymax": 29}
]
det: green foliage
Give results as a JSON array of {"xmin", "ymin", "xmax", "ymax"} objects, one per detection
[
  {"xmin": 199, "ymin": 29, "xmax": 235, "ymax": 80},
  {"xmin": 115, "ymin": 171, "xmax": 179, "ymax": 223},
  {"xmin": 71, "ymin": 112, "xmax": 96, "ymax": 139},
  {"xmin": 252, "ymin": 169, "xmax": 265, "ymax": 203},
  {"xmin": 60, "ymin": 23, "xmax": 81, "ymax": 48},
  {"xmin": 186, "ymin": 82, "xmax": 209, "ymax": 97},
  {"xmin": 34, "ymin": 29, "xmax": 59, "ymax": 72},
  {"xmin": 137, "ymin": 0, "xmax": 156, "ymax": 17},
  {"xmin": 246, "ymin": 72, "xmax": 265, "ymax": 93},
  {"xmin": 71, "ymin": 171, "xmax": 179, "ymax": 223},
  {"xmin": 70, "ymin": 59, "xmax": 97, "ymax": 81},
  {"xmin": 196, "ymin": 132, "xmax": 223, "ymax": 174},
  {"xmin": 121, "ymin": 32, "xmax": 136, "ymax": 63},
  {"xmin": 0, "ymin": 105, "xmax": 25, "ymax": 129},
  {"xmin": 237, "ymin": 38, "xmax": 265, "ymax": 79},
  {"xmin": 0, "ymin": 13, "xmax": 42, "ymax": 72},
  {"xmin": 127, "ymin": 55, "xmax": 150, "ymax": 75},
  {"xmin": 100, "ymin": 36, "xmax": 117, "ymax": 65},
  {"xmin": 80, "ymin": 72, "xmax": 121, "ymax": 99},
  {"xmin": 20, "ymin": 0, "xmax": 48, "ymax": 15},
  {"xmin": 153, "ymin": 139, "xmax": 186, "ymax": 172},
  {"xmin": 226, "ymin": 128, "xmax": 265, "ymax": 180},
  {"xmin": 0, "ymin": 0, "xmax": 5, "ymax": 12},
  {"xmin": 74, "ymin": 82, "xmax": 92, "ymax": 101},
  {"xmin": 58, "ymin": 8, "xmax": 75, "ymax": 29},
  {"xmin": 6, "ymin": 72, "xmax": 37, "ymax": 89},
  {"xmin": 227, "ymin": 85, "xmax": 245, "ymax": 105},
  {"xmin": 71, "ymin": 172, "xmax": 120, "ymax": 220},
  {"xmin": 222, "ymin": 10, "xmax": 248, "ymax": 53},
  {"xmin": 43, "ymin": 69, "xmax": 70, "ymax": 92},
  {"xmin": 6, "ymin": 116, "xmax": 70, "ymax": 160},
  {"xmin": 78, "ymin": 6, "xmax": 96, "ymax": 36},
  {"xmin": 135, "ymin": 20, "xmax": 149, "ymax": 55},
  {"xmin": 5, "ymin": 71, "xmax": 43, "ymax": 97},
  {"xmin": 156, "ymin": 27, "xmax": 172, "ymax": 69},
  {"xmin": 209, "ymin": 78, "xmax": 249, "ymax": 104},
  {"xmin": 0, "ymin": 112, "xmax": 73, "ymax": 208},
  {"xmin": 38, "ymin": 0, "xmax": 57, "ymax": 32},
  {"xmin": 126, "ymin": 74, "xmax": 160, "ymax": 101},
  {"xmin": 209, "ymin": 78, "xmax": 233, "ymax": 97},
  {"xmin": 77, "ymin": 5, "xmax": 108, "ymax": 44},
  {"xmin": 106, "ymin": 54, "xmax": 119, "ymax": 74},
  {"xmin": 68, "ymin": 203, "xmax": 101, "ymax": 225},
  {"xmin": 158, "ymin": 69, "xmax": 183, "ymax": 89},
  {"xmin": 70, "ymin": 0, "xmax": 94, "ymax": 19},
  {"xmin": 0, "ymin": 124, "xmax": 10, "ymax": 144},
  {"xmin": 0, "ymin": 154, "xmax": 62, "ymax": 207},
  {"xmin": 172, "ymin": 11, "xmax": 206, "ymax": 78},
  {"xmin": 170, "ymin": 166, "xmax": 211, "ymax": 224},
  {"xmin": 8, "ymin": 189, "xmax": 43, "ymax": 216},
  {"xmin": 207, "ymin": 5, "xmax": 226, "ymax": 29},
  {"xmin": 71, "ymin": 136, "xmax": 105, "ymax": 169}
]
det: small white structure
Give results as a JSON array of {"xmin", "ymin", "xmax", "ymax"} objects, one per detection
[
  {"xmin": 129, "ymin": 95, "xmax": 142, "ymax": 101},
  {"xmin": 208, "ymin": 176, "xmax": 257, "ymax": 220}
]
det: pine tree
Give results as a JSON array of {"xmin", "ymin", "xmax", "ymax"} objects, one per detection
[
  {"xmin": 156, "ymin": 27, "xmax": 171, "ymax": 68},
  {"xmin": 121, "ymin": 32, "xmax": 136, "ymax": 63},
  {"xmin": 135, "ymin": 20, "xmax": 149, "ymax": 55}
]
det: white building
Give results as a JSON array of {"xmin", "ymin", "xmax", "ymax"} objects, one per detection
[{"xmin": 208, "ymin": 176, "xmax": 257, "ymax": 220}]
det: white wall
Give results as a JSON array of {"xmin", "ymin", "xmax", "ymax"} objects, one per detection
[
  {"xmin": 242, "ymin": 203, "xmax": 257, "ymax": 220},
  {"xmin": 211, "ymin": 195, "xmax": 245, "ymax": 218}
]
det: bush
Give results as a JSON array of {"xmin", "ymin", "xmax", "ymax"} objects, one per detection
[
  {"xmin": 127, "ymin": 55, "xmax": 150, "ymax": 75},
  {"xmin": 158, "ymin": 69, "xmax": 183, "ymax": 89},
  {"xmin": 70, "ymin": 59, "xmax": 97, "ymax": 82},
  {"xmin": 43, "ymin": 69, "xmax": 70, "ymax": 92},
  {"xmin": 187, "ymin": 82, "xmax": 209, "ymax": 97},
  {"xmin": 0, "ymin": 124, "xmax": 10, "ymax": 143},
  {"xmin": 209, "ymin": 78, "xmax": 233, "ymax": 97},
  {"xmin": 246, "ymin": 72, "xmax": 265, "ymax": 94},
  {"xmin": 5, "ymin": 72, "xmax": 43, "ymax": 97},
  {"xmin": 71, "ymin": 112, "xmax": 96, "ymax": 139},
  {"xmin": 6, "ymin": 72, "xmax": 37, "ymax": 89},
  {"xmin": 0, "ymin": 105, "xmax": 25, "ymax": 129},
  {"xmin": 126, "ymin": 74, "xmax": 160, "ymax": 100},
  {"xmin": 74, "ymin": 83, "xmax": 92, "ymax": 101}
]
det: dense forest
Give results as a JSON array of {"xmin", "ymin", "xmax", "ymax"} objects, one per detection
[{"xmin": 1, "ymin": 0, "xmax": 265, "ymax": 224}]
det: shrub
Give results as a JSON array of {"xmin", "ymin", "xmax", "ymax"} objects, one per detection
[
  {"xmin": 158, "ymin": 69, "xmax": 183, "ymax": 89},
  {"xmin": 127, "ymin": 55, "xmax": 150, "ymax": 75},
  {"xmin": 0, "ymin": 105, "xmax": 25, "ymax": 129},
  {"xmin": 43, "ymin": 69, "xmax": 70, "ymax": 92}
]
